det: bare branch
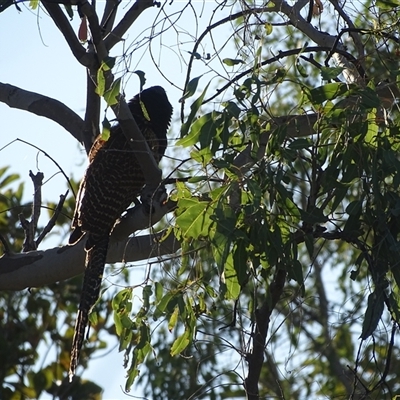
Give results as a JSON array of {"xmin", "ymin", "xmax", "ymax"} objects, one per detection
[
  {"xmin": 20, "ymin": 171, "xmax": 44, "ymax": 252},
  {"xmin": 0, "ymin": 195, "xmax": 177, "ymax": 290},
  {"xmin": 100, "ymin": 0, "xmax": 119, "ymax": 37},
  {"xmin": 30, "ymin": 170, "xmax": 43, "ymax": 235},
  {"xmin": 82, "ymin": 74, "xmax": 101, "ymax": 154},
  {"xmin": 42, "ymin": 1, "xmax": 95, "ymax": 68},
  {"xmin": 36, "ymin": 191, "xmax": 69, "ymax": 247},
  {"xmin": 245, "ymin": 268, "xmax": 287, "ymax": 399},
  {"xmin": 78, "ymin": 0, "xmax": 108, "ymax": 61},
  {"xmin": 104, "ymin": 0, "xmax": 157, "ymax": 51},
  {"xmin": 0, "ymin": 82, "xmax": 84, "ymax": 144},
  {"xmin": 0, "ymin": 228, "xmax": 180, "ymax": 291},
  {"xmin": 1, "ymin": 197, "xmax": 177, "ymax": 288}
]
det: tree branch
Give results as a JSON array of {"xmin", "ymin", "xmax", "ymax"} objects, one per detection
[
  {"xmin": 245, "ymin": 268, "xmax": 287, "ymax": 400},
  {"xmin": 82, "ymin": 73, "xmax": 101, "ymax": 153},
  {"xmin": 0, "ymin": 198, "xmax": 178, "ymax": 290},
  {"xmin": 0, "ymin": 228, "xmax": 179, "ymax": 291},
  {"xmin": 0, "ymin": 82, "xmax": 84, "ymax": 143},
  {"xmin": 104, "ymin": 0, "xmax": 157, "ymax": 51},
  {"xmin": 42, "ymin": 1, "xmax": 95, "ymax": 68}
]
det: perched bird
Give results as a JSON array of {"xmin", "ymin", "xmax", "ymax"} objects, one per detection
[{"xmin": 68, "ymin": 86, "xmax": 173, "ymax": 381}]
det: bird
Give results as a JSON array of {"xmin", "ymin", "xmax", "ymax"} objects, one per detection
[{"xmin": 68, "ymin": 86, "xmax": 173, "ymax": 381}]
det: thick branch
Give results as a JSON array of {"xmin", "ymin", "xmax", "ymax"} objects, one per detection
[
  {"xmin": 245, "ymin": 268, "xmax": 287, "ymax": 400},
  {"xmin": 42, "ymin": 1, "xmax": 95, "ymax": 68},
  {"xmin": 82, "ymin": 73, "xmax": 101, "ymax": 153},
  {"xmin": 0, "ymin": 82, "xmax": 84, "ymax": 143},
  {"xmin": 0, "ymin": 229, "xmax": 179, "ymax": 291},
  {"xmin": 0, "ymin": 201, "xmax": 178, "ymax": 290}
]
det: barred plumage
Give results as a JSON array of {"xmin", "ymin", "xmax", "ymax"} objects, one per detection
[{"xmin": 68, "ymin": 86, "xmax": 172, "ymax": 381}]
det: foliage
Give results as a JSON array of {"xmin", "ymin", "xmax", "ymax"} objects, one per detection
[
  {"xmin": 0, "ymin": 172, "xmax": 108, "ymax": 399},
  {"xmin": 1, "ymin": 0, "xmax": 400, "ymax": 399}
]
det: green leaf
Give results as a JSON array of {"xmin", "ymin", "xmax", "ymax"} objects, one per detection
[
  {"xmin": 346, "ymin": 200, "xmax": 363, "ymax": 216},
  {"xmin": 223, "ymin": 101, "xmax": 242, "ymax": 119},
  {"xmin": 181, "ymin": 76, "xmax": 202, "ymax": 101},
  {"xmin": 359, "ymin": 87, "xmax": 381, "ymax": 108},
  {"xmin": 299, "ymin": 207, "xmax": 328, "ymax": 224},
  {"xmin": 95, "ymin": 67, "xmax": 106, "ymax": 97},
  {"xmin": 155, "ymin": 281, "xmax": 163, "ymax": 302},
  {"xmin": 168, "ymin": 306, "xmax": 179, "ymax": 332},
  {"xmin": 360, "ymin": 290, "xmax": 385, "ymax": 339},
  {"xmin": 233, "ymin": 240, "xmax": 249, "ymax": 288},
  {"xmin": 112, "ymin": 288, "xmax": 133, "ymax": 336},
  {"xmin": 103, "ymin": 56, "xmax": 116, "ymax": 70},
  {"xmin": 288, "ymin": 138, "xmax": 312, "ymax": 150},
  {"xmin": 223, "ymin": 252, "xmax": 241, "ymax": 300},
  {"xmin": 177, "ymin": 113, "xmax": 212, "ymax": 148},
  {"xmin": 264, "ymin": 22, "xmax": 273, "ymax": 35},
  {"xmin": 29, "ymin": 0, "xmax": 39, "ymax": 9},
  {"xmin": 320, "ymin": 66, "xmax": 344, "ymax": 81},
  {"xmin": 223, "ymin": 58, "xmax": 245, "ymax": 66},
  {"xmin": 104, "ymin": 78, "xmax": 121, "ymax": 106},
  {"xmin": 181, "ymin": 82, "xmax": 210, "ymax": 138},
  {"xmin": 308, "ymin": 83, "xmax": 351, "ymax": 104},
  {"xmin": 89, "ymin": 311, "xmax": 98, "ymax": 326},
  {"xmin": 288, "ymin": 259, "xmax": 304, "ymax": 285},
  {"xmin": 170, "ymin": 329, "xmax": 191, "ymax": 356},
  {"xmin": 0, "ymin": 172, "xmax": 19, "ymax": 188},
  {"xmin": 187, "ymin": 176, "xmax": 209, "ymax": 183},
  {"xmin": 304, "ymin": 233, "xmax": 314, "ymax": 259},
  {"xmin": 154, "ymin": 292, "xmax": 174, "ymax": 319},
  {"xmin": 376, "ymin": 0, "xmax": 400, "ymax": 9},
  {"xmin": 388, "ymin": 291, "xmax": 400, "ymax": 323},
  {"xmin": 175, "ymin": 199, "xmax": 212, "ymax": 238},
  {"xmin": 296, "ymin": 61, "xmax": 308, "ymax": 78},
  {"xmin": 63, "ymin": 4, "xmax": 74, "ymax": 18},
  {"xmin": 101, "ymin": 117, "xmax": 111, "ymax": 141}
]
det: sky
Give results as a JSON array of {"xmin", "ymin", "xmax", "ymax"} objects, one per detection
[{"xmin": 0, "ymin": 2, "xmax": 225, "ymax": 398}]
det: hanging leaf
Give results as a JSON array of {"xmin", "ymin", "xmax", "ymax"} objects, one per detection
[
  {"xmin": 180, "ymin": 76, "xmax": 202, "ymax": 102},
  {"xmin": 223, "ymin": 58, "xmax": 245, "ymax": 66},
  {"xmin": 104, "ymin": 78, "xmax": 121, "ymax": 106},
  {"xmin": 360, "ymin": 290, "xmax": 385, "ymax": 339},
  {"xmin": 78, "ymin": 17, "xmax": 88, "ymax": 43}
]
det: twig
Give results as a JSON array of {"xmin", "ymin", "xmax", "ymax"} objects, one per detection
[
  {"xmin": 14, "ymin": 138, "xmax": 76, "ymax": 198},
  {"xmin": 19, "ymin": 213, "xmax": 34, "ymax": 252},
  {"xmin": 201, "ymin": 46, "xmax": 360, "ymax": 105},
  {"xmin": 36, "ymin": 191, "xmax": 69, "ymax": 246},
  {"xmin": 30, "ymin": 170, "xmax": 44, "ymax": 234},
  {"xmin": 19, "ymin": 171, "xmax": 44, "ymax": 251},
  {"xmin": 181, "ymin": 5, "xmax": 279, "ymax": 120}
]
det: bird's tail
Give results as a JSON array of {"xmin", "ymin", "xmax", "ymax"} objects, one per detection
[{"xmin": 69, "ymin": 234, "xmax": 109, "ymax": 382}]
